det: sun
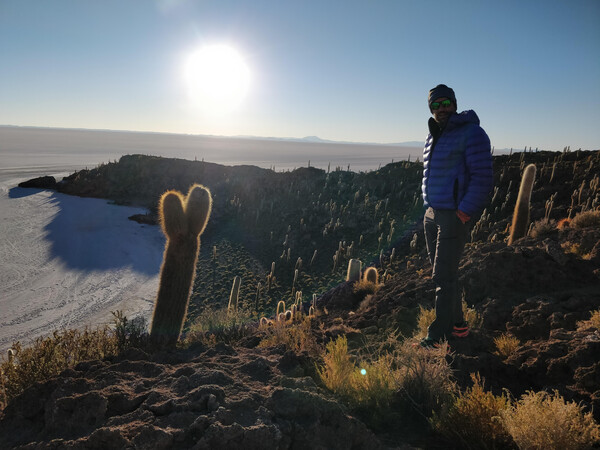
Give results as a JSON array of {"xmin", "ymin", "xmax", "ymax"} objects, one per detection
[{"xmin": 184, "ymin": 45, "xmax": 250, "ymax": 116}]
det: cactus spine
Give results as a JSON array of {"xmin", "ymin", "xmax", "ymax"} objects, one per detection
[
  {"xmin": 150, "ymin": 184, "xmax": 212, "ymax": 346},
  {"xmin": 508, "ymin": 164, "xmax": 536, "ymax": 245}
]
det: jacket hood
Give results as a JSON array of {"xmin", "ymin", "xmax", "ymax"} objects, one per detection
[
  {"xmin": 446, "ymin": 110, "xmax": 480, "ymax": 130},
  {"xmin": 428, "ymin": 110, "xmax": 480, "ymax": 136}
]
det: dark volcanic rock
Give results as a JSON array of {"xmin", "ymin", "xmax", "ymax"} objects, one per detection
[{"xmin": 18, "ymin": 175, "xmax": 57, "ymax": 189}]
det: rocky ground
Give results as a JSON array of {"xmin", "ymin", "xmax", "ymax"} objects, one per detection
[{"xmin": 2, "ymin": 149, "xmax": 599, "ymax": 449}]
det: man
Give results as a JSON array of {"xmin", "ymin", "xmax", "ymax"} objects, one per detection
[{"xmin": 420, "ymin": 84, "xmax": 493, "ymax": 348}]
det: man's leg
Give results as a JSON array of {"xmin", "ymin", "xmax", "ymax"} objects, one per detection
[{"xmin": 426, "ymin": 210, "xmax": 469, "ymax": 340}]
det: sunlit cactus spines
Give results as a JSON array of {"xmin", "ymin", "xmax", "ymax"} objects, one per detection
[
  {"xmin": 363, "ymin": 267, "xmax": 378, "ymax": 284},
  {"xmin": 150, "ymin": 184, "xmax": 212, "ymax": 347},
  {"xmin": 346, "ymin": 258, "xmax": 362, "ymax": 282},
  {"xmin": 508, "ymin": 164, "xmax": 536, "ymax": 245}
]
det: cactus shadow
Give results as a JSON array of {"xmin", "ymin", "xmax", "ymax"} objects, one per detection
[{"xmin": 43, "ymin": 191, "xmax": 164, "ymax": 274}]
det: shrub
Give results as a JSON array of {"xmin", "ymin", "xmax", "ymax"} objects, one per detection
[
  {"xmin": 432, "ymin": 373, "xmax": 513, "ymax": 449},
  {"xmin": 185, "ymin": 306, "xmax": 254, "ymax": 346},
  {"xmin": 112, "ymin": 311, "xmax": 149, "ymax": 351},
  {"xmin": 317, "ymin": 335, "xmax": 355, "ymax": 397},
  {"xmin": 529, "ymin": 218, "xmax": 556, "ymax": 239},
  {"xmin": 259, "ymin": 315, "xmax": 320, "ymax": 357},
  {"xmin": 352, "ymin": 279, "xmax": 380, "ymax": 297},
  {"xmin": 571, "ymin": 210, "xmax": 600, "ymax": 229},
  {"xmin": 501, "ymin": 390, "xmax": 600, "ymax": 449},
  {"xmin": 394, "ymin": 339, "xmax": 456, "ymax": 417},
  {"xmin": 577, "ymin": 309, "xmax": 600, "ymax": 331},
  {"xmin": 0, "ymin": 327, "xmax": 118, "ymax": 410},
  {"xmin": 317, "ymin": 335, "xmax": 400, "ymax": 411},
  {"xmin": 494, "ymin": 333, "xmax": 520, "ymax": 359},
  {"xmin": 462, "ymin": 300, "xmax": 483, "ymax": 329},
  {"xmin": 589, "ymin": 309, "xmax": 600, "ymax": 330},
  {"xmin": 415, "ymin": 305, "xmax": 436, "ymax": 339}
]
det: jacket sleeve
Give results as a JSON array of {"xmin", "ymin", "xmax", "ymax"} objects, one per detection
[{"xmin": 458, "ymin": 125, "xmax": 493, "ymax": 216}]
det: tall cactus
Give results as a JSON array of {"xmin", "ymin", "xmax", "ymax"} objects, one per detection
[
  {"xmin": 150, "ymin": 184, "xmax": 212, "ymax": 347},
  {"xmin": 508, "ymin": 164, "xmax": 536, "ymax": 245},
  {"xmin": 228, "ymin": 276, "xmax": 241, "ymax": 313}
]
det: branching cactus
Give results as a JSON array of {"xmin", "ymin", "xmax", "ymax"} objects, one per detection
[
  {"xmin": 508, "ymin": 164, "xmax": 536, "ymax": 245},
  {"xmin": 150, "ymin": 184, "xmax": 212, "ymax": 347}
]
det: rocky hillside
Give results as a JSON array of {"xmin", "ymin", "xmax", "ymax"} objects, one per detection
[{"xmin": 3, "ymin": 149, "xmax": 600, "ymax": 449}]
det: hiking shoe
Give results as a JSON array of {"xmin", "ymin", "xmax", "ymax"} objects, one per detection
[{"xmin": 452, "ymin": 322, "xmax": 470, "ymax": 338}]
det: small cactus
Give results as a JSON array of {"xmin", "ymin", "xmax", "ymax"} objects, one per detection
[
  {"xmin": 150, "ymin": 184, "xmax": 212, "ymax": 347},
  {"xmin": 363, "ymin": 267, "xmax": 379, "ymax": 284},
  {"xmin": 346, "ymin": 258, "xmax": 362, "ymax": 282},
  {"xmin": 508, "ymin": 164, "xmax": 536, "ymax": 245}
]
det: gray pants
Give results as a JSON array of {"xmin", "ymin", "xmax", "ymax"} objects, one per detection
[{"xmin": 423, "ymin": 208, "xmax": 471, "ymax": 340}]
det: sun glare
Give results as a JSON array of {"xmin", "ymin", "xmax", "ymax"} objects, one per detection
[{"xmin": 184, "ymin": 45, "xmax": 250, "ymax": 116}]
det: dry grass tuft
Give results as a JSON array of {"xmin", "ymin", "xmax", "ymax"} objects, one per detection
[
  {"xmin": 529, "ymin": 218, "xmax": 556, "ymax": 239},
  {"xmin": 415, "ymin": 305, "xmax": 436, "ymax": 339},
  {"xmin": 571, "ymin": 210, "xmax": 600, "ymax": 229},
  {"xmin": 1, "ymin": 327, "xmax": 117, "ymax": 411},
  {"xmin": 501, "ymin": 390, "xmax": 600, "ymax": 449},
  {"xmin": 352, "ymin": 279, "xmax": 380, "ymax": 297},
  {"xmin": 577, "ymin": 309, "xmax": 600, "ymax": 331},
  {"xmin": 432, "ymin": 373, "xmax": 513, "ymax": 449},
  {"xmin": 317, "ymin": 334, "xmax": 455, "ymax": 417},
  {"xmin": 494, "ymin": 333, "xmax": 520, "ymax": 359},
  {"xmin": 185, "ymin": 306, "xmax": 254, "ymax": 346},
  {"xmin": 258, "ymin": 315, "xmax": 321, "ymax": 357}
]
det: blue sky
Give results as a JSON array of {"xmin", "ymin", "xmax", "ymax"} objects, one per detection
[{"xmin": 1, "ymin": 0, "xmax": 599, "ymax": 150}]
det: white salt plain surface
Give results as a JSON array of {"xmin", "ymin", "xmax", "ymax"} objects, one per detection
[{"xmin": 0, "ymin": 126, "xmax": 420, "ymax": 352}]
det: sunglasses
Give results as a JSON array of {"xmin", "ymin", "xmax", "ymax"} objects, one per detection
[{"xmin": 431, "ymin": 99, "xmax": 453, "ymax": 110}]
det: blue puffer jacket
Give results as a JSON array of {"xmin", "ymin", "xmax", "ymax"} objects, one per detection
[{"xmin": 422, "ymin": 110, "xmax": 493, "ymax": 216}]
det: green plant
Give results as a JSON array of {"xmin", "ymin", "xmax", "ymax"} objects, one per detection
[
  {"xmin": 150, "ymin": 184, "xmax": 212, "ymax": 347},
  {"xmin": 432, "ymin": 373, "xmax": 513, "ymax": 449},
  {"xmin": 501, "ymin": 390, "xmax": 600, "ymax": 449},
  {"xmin": 494, "ymin": 333, "xmax": 520, "ymax": 359},
  {"xmin": 508, "ymin": 164, "xmax": 536, "ymax": 245}
]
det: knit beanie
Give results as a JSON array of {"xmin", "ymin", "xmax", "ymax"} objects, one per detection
[{"xmin": 428, "ymin": 84, "xmax": 456, "ymax": 108}]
